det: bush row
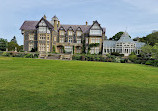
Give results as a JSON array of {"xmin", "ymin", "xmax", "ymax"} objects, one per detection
[
  {"xmin": 72, "ymin": 54, "xmax": 128, "ymax": 63},
  {"xmin": 128, "ymin": 54, "xmax": 158, "ymax": 67},
  {"xmin": 2, "ymin": 52, "xmax": 39, "ymax": 58}
]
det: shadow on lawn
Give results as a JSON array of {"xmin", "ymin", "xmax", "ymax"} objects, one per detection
[{"xmin": 0, "ymin": 84, "xmax": 157, "ymax": 111}]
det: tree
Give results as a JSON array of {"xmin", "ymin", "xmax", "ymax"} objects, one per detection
[
  {"xmin": 152, "ymin": 43, "xmax": 158, "ymax": 59},
  {"xmin": 139, "ymin": 32, "xmax": 158, "ymax": 46},
  {"xmin": 146, "ymin": 32, "xmax": 158, "ymax": 46},
  {"xmin": 11, "ymin": 36, "xmax": 17, "ymax": 44},
  {"xmin": 8, "ymin": 41, "xmax": 19, "ymax": 51},
  {"xmin": 141, "ymin": 44, "xmax": 152, "ymax": 59},
  {"xmin": 109, "ymin": 32, "xmax": 131, "ymax": 41},
  {"xmin": 18, "ymin": 45, "xmax": 23, "ymax": 52},
  {"xmin": 0, "ymin": 38, "xmax": 8, "ymax": 51},
  {"xmin": 133, "ymin": 37, "xmax": 140, "ymax": 41}
]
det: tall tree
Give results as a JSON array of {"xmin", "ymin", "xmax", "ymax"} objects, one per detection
[
  {"xmin": 8, "ymin": 41, "xmax": 19, "ymax": 51},
  {"xmin": 152, "ymin": 43, "xmax": 158, "ymax": 59},
  {"xmin": 146, "ymin": 32, "xmax": 158, "ymax": 46},
  {"xmin": 11, "ymin": 36, "xmax": 17, "ymax": 44},
  {"xmin": 0, "ymin": 38, "xmax": 8, "ymax": 51},
  {"xmin": 141, "ymin": 44, "xmax": 152, "ymax": 59},
  {"xmin": 109, "ymin": 32, "xmax": 131, "ymax": 41}
]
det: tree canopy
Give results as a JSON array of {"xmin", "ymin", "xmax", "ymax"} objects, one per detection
[
  {"xmin": 109, "ymin": 31, "xmax": 131, "ymax": 41},
  {"xmin": 138, "ymin": 32, "xmax": 158, "ymax": 46},
  {"xmin": 11, "ymin": 36, "xmax": 17, "ymax": 44},
  {"xmin": 141, "ymin": 44, "xmax": 158, "ymax": 60},
  {"xmin": 0, "ymin": 38, "xmax": 8, "ymax": 51}
]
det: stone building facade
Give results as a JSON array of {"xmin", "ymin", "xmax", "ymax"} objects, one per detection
[{"xmin": 20, "ymin": 15, "xmax": 106, "ymax": 54}]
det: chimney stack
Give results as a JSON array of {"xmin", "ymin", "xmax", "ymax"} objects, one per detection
[
  {"xmin": 43, "ymin": 15, "xmax": 47, "ymax": 19},
  {"xmin": 58, "ymin": 21, "xmax": 60, "ymax": 27},
  {"xmin": 54, "ymin": 20, "xmax": 58, "ymax": 31},
  {"xmin": 86, "ymin": 21, "xmax": 88, "ymax": 26}
]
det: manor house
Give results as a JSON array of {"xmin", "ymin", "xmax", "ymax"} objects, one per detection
[{"xmin": 20, "ymin": 15, "xmax": 106, "ymax": 54}]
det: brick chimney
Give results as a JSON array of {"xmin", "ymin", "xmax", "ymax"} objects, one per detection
[
  {"xmin": 58, "ymin": 21, "xmax": 60, "ymax": 27},
  {"xmin": 86, "ymin": 21, "xmax": 88, "ymax": 26},
  {"xmin": 43, "ymin": 15, "xmax": 46, "ymax": 19}
]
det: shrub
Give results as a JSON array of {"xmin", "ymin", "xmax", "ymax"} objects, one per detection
[
  {"xmin": 100, "ymin": 56, "xmax": 106, "ymax": 62},
  {"xmin": 135, "ymin": 60, "xmax": 142, "ymax": 64},
  {"xmin": 2, "ymin": 52, "xmax": 10, "ymax": 57},
  {"xmin": 14, "ymin": 53, "xmax": 25, "ymax": 57},
  {"xmin": 72, "ymin": 55, "xmax": 82, "ymax": 60},
  {"xmin": 120, "ymin": 59, "xmax": 128, "ymax": 63},
  {"xmin": 34, "ymin": 54, "xmax": 39, "ymax": 58},
  {"xmin": 114, "ymin": 57, "xmax": 121, "ymax": 63},
  {"xmin": 152, "ymin": 60, "xmax": 158, "ymax": 67},
  {"xmin": 145, "ymin": 60, "xmax": 153, "ymax": 65},
  {"xmin": 0, "ymin": 51, "xmax": 3, "ymax": 56},
  {"xmin": 129, "ymin": 54, "xmax": 137, "ymax": 62},
  {"xmin": 24, "ymin": 54, "xmax": 34, "ymax": 58},
  {"xmin": 111, "ymin": 52, "xmax": 121, "ymax": 56}
]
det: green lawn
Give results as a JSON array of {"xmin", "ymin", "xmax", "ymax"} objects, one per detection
[{"xmin": 0, "ymin": 57, "xmax": 158, "ymax": 111}]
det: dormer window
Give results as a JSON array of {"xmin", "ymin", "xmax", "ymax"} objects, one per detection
[
  {"xmin": 60, "ymin": 31, "xmax": 65, "ymax": 35},
  {"xmin": 77, "ymin": 31, "xmax": 82, "ymax": 36},
  {"xmin": 89, "ymin": 21, "xmax": 103, "ymax": 36},
  {"xmin": 68, "ymin": 31, "xmax": 73, "ymax": 36}
]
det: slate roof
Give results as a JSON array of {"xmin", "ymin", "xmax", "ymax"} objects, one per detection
[
  {"xmin": 20, "ymin": 19, "xmax": 106, "ymax": 33},
  {"xmin": 20, "ymin": 21, "xmax": 38, "ymax": 30},
  {"xmin": 117, "ymin": 32, "xmax": 134, "ymax": 43}
]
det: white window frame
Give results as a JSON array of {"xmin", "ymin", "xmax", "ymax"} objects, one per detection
[
  {"xmin": 77, "ymin": 31, "xmax": 82, "ymax": 36},
  {"xmin": 59, "ymin": 38, "xmax": 64, "ymax": 43},
  {"xmin": 69, "ymin": 31, "xmax": 73, "ymax": 36},
  {"xmin": 68, "ymin": 37, "xmax": 73, "ymax": 43},
  {"xmin": 77, "ymin": 38, "xmax": 81, "ymax": 43}
]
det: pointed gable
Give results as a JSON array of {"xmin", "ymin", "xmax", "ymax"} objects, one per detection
[
  {"xmin": 89, "ymin": 21, "xmax": 103, "ymax": 36},
  {"xmin": 58, "ymin": 26, "xmax": 65, "ymax": 31},
  {"xmin": 36, "ymin": 17, "xmax": 54, "ymax": 30},
  {"xmin": 117, "ymin": 32, "xmax": 134, "ymax": 43},
  {"xmin": 67, "ymin": 26, "xmax": 74, "ymax": 31},
  {"xmin": 90, "ymin": 21, "xmax": 103, "ymax": 30},
  {"xmin": 76, "ymin": 27, "xmax": 83, "ymax": 32}
]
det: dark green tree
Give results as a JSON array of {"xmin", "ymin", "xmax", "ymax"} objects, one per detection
[
  {"xmin": 0, "ymin": 38, "xmax": 8, "ymax": 51},
  {"xmin": 11, "ymin": 36, "xmax": 17, "ymax": 44},
  {"xmin": 8, "ymin": 41, "xmax": 19, "ymax": 51},
  {"xmin": 146, "ymin": 32, "xmax": 158, "ymax": 46},
  {"xmin": 109, "ymin": 32, "xmax": 131, "ymax": 40}
]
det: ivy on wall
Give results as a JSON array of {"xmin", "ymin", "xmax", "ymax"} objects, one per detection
[
  {"xmin": 82, "ymin": 39, "xmax": 86, "ymax": 54},
  {"xmin": 89, "ymin": 43, "xmax": 100, "ymax": 48},
  {"xmin": 53, "ymin": 45, "xmax": 56, "ymax": 53},
  {"xmin": 88, "ymin": 43, "xmax": 100, "ymax": 54}
]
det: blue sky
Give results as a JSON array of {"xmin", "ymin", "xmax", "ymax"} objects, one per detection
[{"xmin": 0, "ymin": 0, "xmax": 158, "ymax": 45}]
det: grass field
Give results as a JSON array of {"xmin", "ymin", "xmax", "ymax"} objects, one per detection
[{"xmin": 0, "ymin": 57, "xmax": 158, "ymax": 111}]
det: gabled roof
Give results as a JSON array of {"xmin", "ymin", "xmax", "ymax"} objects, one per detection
[
  {"xmin": 20, "ymin": 19, "xmax": 106, "ymax": 34},
  {"xmin": 52, "ymin": 15, "xmax": 59, "ymax": 21},
  {"xmin": 36, "ymin": 17, "xmax": 54, "ymax": 29},
  {"xmin": 89, "ymin": 20, "xmax": 103, "ymax": 31},
  {"xmin": 59, "ymin": 25, "xmax": 91, "ymax": 33},
  {"xmin": 117, "ymin": 32, "xmax": 134, "ymax": 43},
  {"xmin": 20, "ymin": 21, "xmax": 38, "ymax": 30}
]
